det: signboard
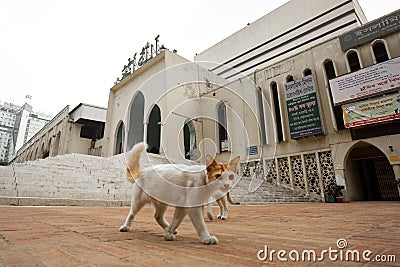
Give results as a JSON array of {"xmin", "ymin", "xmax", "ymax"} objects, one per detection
[
  {"xmin": 221, "ymin": 140, "xmax": 229, "ymax": 152},
  {"xmin": 342, "ymin": 92, "xmax": 400, "ymax": 128},
  {"xmin": 284, "ymin": 75, "xmax": 323, "ymax": 139},
  {"xmin": 340, "ymin": 10, "xmax": 400, "ymax": 51},
  {"xmin": 329, "ymin": 57, "xmax": 400, "ymax": 106},
  {"xmin": 247, "ymin": 146, "xmax": 258, "ymax": 156}
]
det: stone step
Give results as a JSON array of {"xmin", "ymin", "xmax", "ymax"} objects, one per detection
[{"xmin": 0, "ymin": 152, "xmax": 321, "ymax": 206}]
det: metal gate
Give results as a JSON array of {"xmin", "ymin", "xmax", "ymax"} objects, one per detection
[{"xmin": 374, "ymin": 157, "xmax": 400, "ymax": 201}]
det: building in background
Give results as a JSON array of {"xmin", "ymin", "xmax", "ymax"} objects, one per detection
[
  {"xmin": 11, "ymin": 103, "xmax": 106, "ymax": 163},
  {"xmin": 0, "ymin": 99, "xmax": 52, "ymax": 164},
  {"xmin": 24, "ymin": 111, "xmax": 53, "ymax": 145},
  {"xmin": 0, "ymin": 102, "xmax": 19, "ymax": 164}
]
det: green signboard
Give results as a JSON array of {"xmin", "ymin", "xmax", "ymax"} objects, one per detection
[{"xmin": 284, "ymin": 75, "xmax": 323, "ymax": 139}]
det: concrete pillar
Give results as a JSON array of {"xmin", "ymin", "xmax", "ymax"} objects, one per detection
[{"xmin": 334, "ymin": 168, "xmax": 347, "ymax": 201}]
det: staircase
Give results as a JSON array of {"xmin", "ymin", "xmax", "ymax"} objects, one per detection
[
  {"xmin": 230, "ymin": 176, "xmax": 320, "ymax": 204},
  {"xmin": 0, "ymin": 152, "xmax": 169, "ymax": 206},
  {"xmin": 0, "ymin": 153, "xmax": 319, "ymax": 206}
]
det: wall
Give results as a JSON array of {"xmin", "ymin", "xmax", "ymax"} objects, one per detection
[{"xmin": 195, "ymin": 0, "xmax": 366, "ymax": 80}]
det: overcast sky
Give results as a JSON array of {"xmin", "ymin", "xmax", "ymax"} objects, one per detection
[{"xmin": 1, "ymin": 0, "xmax": 400, "ymax": 116}]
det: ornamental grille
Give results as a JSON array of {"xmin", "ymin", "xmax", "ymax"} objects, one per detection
[
  {"xmin": 304, "ymin": 153, "xmax": 321, "ymax": 195},
  {"xmin": 278, "ymin": 157, "xmax": 290, "ymax": 186},
  {"xmin": 291, "ymin": 155, "xmax": 306, "ymax": 190},
  {"xmin": 319, "ymin": 151, "xmax": 336, "ymax": 195},
  {"xmin": 264, "ymin": 159, "xmax": 277, "ymax": 182}
]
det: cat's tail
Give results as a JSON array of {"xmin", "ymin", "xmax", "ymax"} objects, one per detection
[
  {"xmin": 227, "ymin": 192, "xmax": 240, "ymax": 205},
  {"xmin": 125, "ymin": 142, "xmax": 147, "ymax": 183}
]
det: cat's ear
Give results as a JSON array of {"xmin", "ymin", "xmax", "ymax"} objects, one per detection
[
  {"xmin": 205, "ymin": 154, "xmax": 217, "ymax": 168},
  {"xmin": 228, "ymin": 156, "xmax": 240, "ymax": 169}
]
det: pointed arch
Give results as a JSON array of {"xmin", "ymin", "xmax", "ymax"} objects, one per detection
[
  {"xmin": 286, "ymin": 75, "xmax": 294, "ymax": 83},
  {"xmin": 270, "ymin": 81, "xmax": 284, "ymax": 142},
  {"xmin": 127, "ymin": 91, "xmax": 145, "ymax": 150},
  {"xmin": 344, "ymin": 141, "xmax": 399, "ymax": 201},
  {"xmin": 303, "ymin": 68, "xmax": 312, "ymax": 77},
  {"xmin": 323, "ymin": 59, "xmax": 345, "ymax": 130},
  {"xmin": 183, "ymin": 119, "xmax": 196, "ymax": 159},
  {"xmin": 256, "ymin": 87, "xmax": 267, "ymax": 145},
  {"xmin": 53, "ymin": 131, "xmax": 61, "ymax": 156},
  {"xmin": 217, "ymin": 102, "xmax": 228, "ymax": 152},
  {"xmin": 371, "ymin": 39, "xmax": 390, "ymax": 64},
  {"xmin": 345, "ymin": 49, "xmax": 362, "ymax": 72},
  {"xmin": 114, "ymin": 120, "xmax": 125, "ymax": 155},
  {"xmin": 146, "ymin": 104, "xmax": 161, "ymax": 154}
]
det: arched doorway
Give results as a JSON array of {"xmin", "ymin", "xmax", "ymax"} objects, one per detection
[
  {"xmin": 127, "ymin": 92, "xmax": 145, "ymax": 150},
  {"xmin": 146, "ymin": 105, "xmax": 161, "ymax": 154},
  {"xmin": 40, "ymin": 143, "xmax": 46, "ymax": 159},
  {"xmin": 53, "ymin": 132, "xmax": 61, "ymax": 156},
  {"xmin": 217, "ymin": 102, "xmax": 228, "ymax": 152},
  {"xmin": 183, "ymin": 120, "xmax": 196, "ymax": 160},
  {"xmin": 114, "ymin": 121, "xmax": 125, "ymax": 155},
  {"xmin": 43, "ymin": 139, "xmax": 51, "ymax": 159},
  {"xmin": 345, "ymin": 143, "xmax": 399, "ymax": 201}
]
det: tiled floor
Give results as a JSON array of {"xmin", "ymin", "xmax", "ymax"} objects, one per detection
[{"xmin": 0, "ymin": 202, "xmax": 399, "ymax": 266}]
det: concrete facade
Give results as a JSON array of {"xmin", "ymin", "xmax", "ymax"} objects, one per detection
[{"xmin": 191, "ymin": 0, "xmax": 400, "ymax": 202}]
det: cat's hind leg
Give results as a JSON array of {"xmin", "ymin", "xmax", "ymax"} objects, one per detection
[
  {"xmin": 153, "ymin": 201, "xmax": 169, "ymax": 230},
  {"xmin": 187, "ymin": 207, "xmax": 218, "ymax": 245},
  {"xmin": 119, "ymin": 186, "xmax": 146, "ymax": 232},
  {"xmin": 164, "ymin": 207, "xmax": 186, "ymax": 241},
  {"xmin": 217, "ymin": 196, "xmax": 228, "ymax": 220},
  {"xmin": 206, "ymin": 200, "xmax": 214, "ymax": 221}
]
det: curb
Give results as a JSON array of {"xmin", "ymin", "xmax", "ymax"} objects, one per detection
[{"xmin": 0, "ymin": 196, "xmax": 130, "ymax": 207}]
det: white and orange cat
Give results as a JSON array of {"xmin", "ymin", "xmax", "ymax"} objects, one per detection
[
  {"xmin": 204, "ymin": 160, "xmax": 240, "ymax": 221},
  {"xmin": 119, "ymin": 142, "xmax": 240, "ymax": 245}
]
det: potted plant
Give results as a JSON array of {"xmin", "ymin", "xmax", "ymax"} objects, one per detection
[
  {"xmin": 332, "ymin": 185, "xmax": 345, "ymax": 203},
  {"xmin": 326, "ymin": 187, "xmax": 335, "ymax": 203}
]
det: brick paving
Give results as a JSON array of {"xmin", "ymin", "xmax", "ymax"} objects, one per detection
[{"xmin": 0, "ymin": 202, "xmax": 399, "ymax": 266}]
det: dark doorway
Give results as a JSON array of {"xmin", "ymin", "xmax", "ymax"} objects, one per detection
[
  {"xmin": 128, "ymin": 92, "xmax": 145, "ymax": 150},
  {"xmin": 147, "ymin": 105, "xmax": 161, "ymax": 154},
  {"xmin": 115, "ymin": 121, "xmax": 125, "ymax": 155},
  {"xmin": 346, "ymin": 144, "xmax": 399, "ymax": 201},
  {"xmin": 183, "ymin": 120, "xmax": 196, "ymax": 160}
]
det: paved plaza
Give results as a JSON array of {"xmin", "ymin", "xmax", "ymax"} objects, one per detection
[{"xmin": 0, "ymin": 202, "xmax": 399, "ymax": 266}]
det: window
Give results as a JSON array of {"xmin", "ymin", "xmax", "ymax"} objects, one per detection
[
  {"xmin": 286, "ymin": 75, "xmax": 294, "ymax": 83},
  {"xmin": 372, "ymin": 41, "xmax": 389, "ymax": 63},
  {"xmin": 346, "ymin": 50, "xmax": 361, "ymax": 72},
  {"xmin": 303, "ymin": 69, "xmax": 312, "ymax": 77},
  {"xmin": 324, "ymin": 60, "xmax": 345, "ymax": 130},
  {"xmin": 217, "ymin": 102, "xmax": 228, "ymax": 152},
  {"xmin": 271, "ymin": 82, "xmax": 284, "ymax": 142},
  {"xmin": 256, "ymin": 87, "xmax": 267, "ymax": 145}
]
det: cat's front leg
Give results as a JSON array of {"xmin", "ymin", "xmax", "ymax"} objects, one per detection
[{"xmin": 187, "ymin": 207, "xmax": 219, "ymax": 245}]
